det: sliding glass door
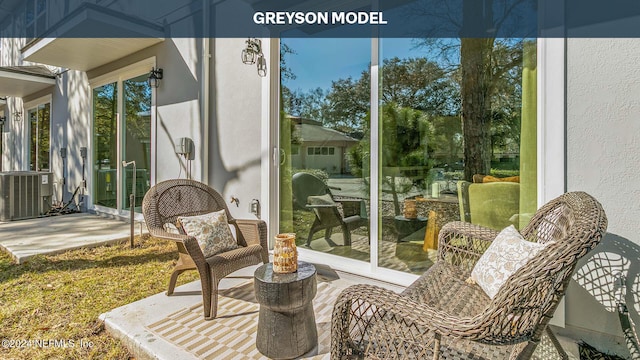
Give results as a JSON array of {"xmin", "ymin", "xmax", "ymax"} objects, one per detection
[
  {"xmin": 278, "ymin": 36, "xmax": 538, "ymax": 277},
  {"xmin": 93, "ymin": 82, "xmax": 118, "ymax": 208},
  {"xmin": 121, "ymin": 74, "xmax": 152, "ymax": 212},
  {"xmin": 27, "ymin": 102, "xmax": 50, "ymax": 171},
  {"xmin": 279, "ymin": 37, "xmax": 371, "ymax": 261},
  {"xmin": 92, "ymin": 72, "xmax": 151, "ymax": 212}
]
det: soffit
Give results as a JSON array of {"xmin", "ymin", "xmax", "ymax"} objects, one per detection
[
  {"xmin": 22, "ymin": 4, "xmax": 164, "ymax": 71},
  {"xmin": 0, "ymin": 66, "xmax": 56, "ymax": 98}
]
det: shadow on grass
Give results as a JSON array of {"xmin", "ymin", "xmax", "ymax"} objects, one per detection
[{"xmin": 0, "ymin": 240, "xmax": 180, "ymax": 284}]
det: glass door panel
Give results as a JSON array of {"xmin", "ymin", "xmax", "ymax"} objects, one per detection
[
  {"xmin": 280, "ymin": 37, "xmax": 371, "ymax": 259},
  {"xmin": 92, "ymin": 82, "xmax": 118, "ymax": 208},
  {"xmin": 28, "ymin": 108, "xmax": 37, "ymax": 170},
  {"xmin": 378, "ymin": 38, "xmax": 537, "ymax": 275},
  {"xmin": 27, "ymin": 103, "xmax": 50, "ymax": 171},
  {"xmin": 37, "ymin": 103, "xmax": 50, "ymax": 171},
  {"xmin": 121, "ymin": 74, "xmax": 152, "ymax": 212}
]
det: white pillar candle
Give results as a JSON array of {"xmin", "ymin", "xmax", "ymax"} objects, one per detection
[{"xmin": 431, "ymin": 183, "xmax": 440, "ymax": 198}]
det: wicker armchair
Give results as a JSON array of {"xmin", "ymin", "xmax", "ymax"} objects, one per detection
[
  {"xmin": 142, "ymin": 179, "xmax": 268, "ymax": 320},
  {"xmin": 332, "ymin": 191, "xmax": 608, "ymax": 359}
]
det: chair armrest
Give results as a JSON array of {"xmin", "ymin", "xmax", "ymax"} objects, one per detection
[
  {"xmin": 147, "ymin": 227, "xmax": 207, "ymax": 266},
  {"xmin": 235, "ymin": 219, "xmax": 269, "ymax": 263},
  {"xmin": 334, "ymin": 199, "xmax": 361, "ymax": 205},
  {"xmin": 305, "ymin": 204, "xmax": 337, "ymax": 209},
  {"xmin": 437, "ymin": 221, "xmax": 500, "ymax": 271},
  {"xmin": 148, "ymin": 227, "xmax": 190, "ymax": 242},
  {"xmin": 331, "ymin": 284, "xmax": 485, "ymax": 358}
]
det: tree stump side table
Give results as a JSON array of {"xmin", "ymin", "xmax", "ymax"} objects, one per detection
[
  {"xmin": 394, "ymin": 215, "xmax": 428, "ymax": 242},
  {"xmin": 254, "ymin": 261, "xmax": 318, "ymax": 359}
]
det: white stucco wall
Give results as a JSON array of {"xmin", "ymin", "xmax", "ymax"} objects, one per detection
[
  {"xmin": 51, "ymin": 69, "xmax": 91, "ymax": 208},
  {"xmin": 565, "ymin": 38, "xmax": 640, "ymax": 353},
  {"xmin": 209, "ymin": 38, "xmax": 265, "ymax": 220}
]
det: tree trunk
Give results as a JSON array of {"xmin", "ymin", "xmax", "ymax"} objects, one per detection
[{"xmin": 460, "ymin": 37, "xmax": 493, "ymax": 182}]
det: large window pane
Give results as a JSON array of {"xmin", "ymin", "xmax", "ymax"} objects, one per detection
[
  {"xmin": 122, "ymin": 74, "xmax": 152, "ymax": 211},
  {"xmin": 28, "ymin": 108, "xmax": 37, "ymax": 170},
  {"xmin": 378, "ymin": 38, "xmax": 537, "ymax": 275},
  {"xmin": 278, "ymin": 35, "xmax": 537, "ymax": 276},
  {"xmin": 280, "ymin": 38, "xmax": 371, "ymax": 260},
  {"xmin": 27, "ymin": 103, "xmax": 50, "ymax": 171},
  {"xmin": 38, "ymin": 103, "xmax": 50, "ymax": 171},
  {"xmin": 93, "ymin": 82, "xmax": 118, "ymax": 208}
]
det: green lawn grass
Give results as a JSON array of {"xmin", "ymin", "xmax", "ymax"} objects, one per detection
[{"xmin": 0, "ymin": 236, "xmax": 198, "ymax": 360}]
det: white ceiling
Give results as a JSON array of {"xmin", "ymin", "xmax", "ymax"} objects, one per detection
[{"xmin": 0, "ymin": 69, "xmax": 56, "ymax": 97}]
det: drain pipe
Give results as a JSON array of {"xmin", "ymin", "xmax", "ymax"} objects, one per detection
[{"xmin": 122, "ymin": 160, "xmax": 136, "ymax": 248}]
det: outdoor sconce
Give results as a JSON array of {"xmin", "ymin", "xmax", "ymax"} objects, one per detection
[
  {"xmin": 0, "ymin": 116, "xmax": 5, "ymax": 128},
  {"xmin": 241, "ymin": 38, "xmax": 267, "ymax": 77},
  {"xmin": 148, "ymin": 67, "xmax": 163, "ymax": 88},
  {"xmin": 12, "ymin": 111, "xmax": 22, "ymax": 122}
]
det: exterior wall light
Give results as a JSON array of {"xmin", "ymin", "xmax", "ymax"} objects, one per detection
[
  {"xmin": 148, "ymin": 67, "xmax": 163, "ymax": 88},
  {"xmin": 242, "ymin": 38, "xmax": 267, "ymax": 77},
  {"xmin": 13, "ymin": 111, "xmax": 22, "ymax": 122}
]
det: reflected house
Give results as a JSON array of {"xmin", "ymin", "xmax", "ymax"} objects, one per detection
[
  {"xmin": 288, "ymin": 116, "xmax": 358, "ymax": 175},
  {"xmin": 0, "ymin": 1, "xmax": 639, "ymax": 357}
]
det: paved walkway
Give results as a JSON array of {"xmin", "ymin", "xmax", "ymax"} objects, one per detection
[{"xmin": 0, "ymin": 212, "xmax": 146, "ymax": 264}]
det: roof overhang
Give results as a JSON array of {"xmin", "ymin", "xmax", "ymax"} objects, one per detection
[
  {"xmin": 22, "ymin": 4, "xmax": 165, "ymax": 71},
  {"xmin": 0, "ymin": 67, "xmax": 56, "ymax": 98}
]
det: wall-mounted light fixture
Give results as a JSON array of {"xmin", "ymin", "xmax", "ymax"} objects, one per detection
[
  {"xmin": 0, "ymin": 116, "xmax": 5, "ymax": 128},
  {"xmin": 147, "ymin": 67, "xmax": 163, "ymax": 88},
  {"xmin": 12, "ymin": 111, "xmax": 22, "ymax": 122},
  {"xmin": 241, "ymin": 38, "xmax": 267, "ymax": 77}
]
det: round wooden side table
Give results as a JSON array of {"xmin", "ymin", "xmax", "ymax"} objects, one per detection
[{"xmin": 254, "ymin": 261, "xmax": 317, "ymax": 359}]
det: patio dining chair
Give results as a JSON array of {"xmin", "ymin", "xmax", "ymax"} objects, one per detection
[
  {"xmin": 332, "ymin": 191, "xmax": 608, "ymax": 359},
  {"xmin": 142, "ymin": 179, "xmax": 268, "ymax": 320}
]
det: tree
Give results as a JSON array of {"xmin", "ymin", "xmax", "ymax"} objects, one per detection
[
  {"xmin": 349, "ymin": 103, "xmax": 433, "ymax": 215},
  {"xmin": 285, "ymin": 87, "xmax": 327, "ymax": 121},
  {"xmin": 414, "ymin": 0, "xmax": 531, "ymax": 180},
  {"xmin": 324, "ymin": 74, "xmax": 370, "ymax": 137},
  {"xmin": 320, "ymin": 57, "xmax": 457, "ymax": 139}
]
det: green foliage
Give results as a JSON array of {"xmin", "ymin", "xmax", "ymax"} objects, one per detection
[
  {"xmin": 281, "ymin": 38, "xmax": 531, "ymax": 182},
  {"xmin": 489, "ymin": 169, "xmax": 520, "ymax": 178},
  {"xmin": 348, "ymin": 103, "xmax": 434, "ymax": 212}
]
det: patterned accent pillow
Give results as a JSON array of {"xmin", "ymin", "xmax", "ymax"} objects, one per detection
[
  {"xmin": 471, "ymin": 225, "xmax": 550, "ymax": 299},
  {"xmin": 177, "ymin": 210, "xmax": 239, "ymax": 257}
]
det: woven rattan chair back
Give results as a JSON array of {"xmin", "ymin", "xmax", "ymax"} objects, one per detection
[
  {"xmin": 332, "ymin": 191, "xmax": 607, "ymax": 359},
  {"xmin": 471, "ymin": 192, "xmax": 607, "ymax": 346},
  {"xmin": 143, "ymin": 179, "xmax": 232, "ymax": 233},
  {"xmin": 142, "ymin": 179, "xmax": 268, "ymax": 320}
]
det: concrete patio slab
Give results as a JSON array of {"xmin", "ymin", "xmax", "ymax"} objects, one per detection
[
  {"xmin": 0, "ymin": 212, "xmax": 146, "ymax": 264},
  {"xmin": 102, "ymin": 262, "xmax": 581, "ymax": 360},
  {"xmin": 100, "ymin": 264, "xmax": 405, "ymax": 360}
]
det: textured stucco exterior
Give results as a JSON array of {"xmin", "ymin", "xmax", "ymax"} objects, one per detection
[
  {"xmin": 565, "ymin": 38, "xmax": 640, "ymax": 353},
  {"xmin": 0, "ymin": 36, "xmax": 265, "ymax": 221}
]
